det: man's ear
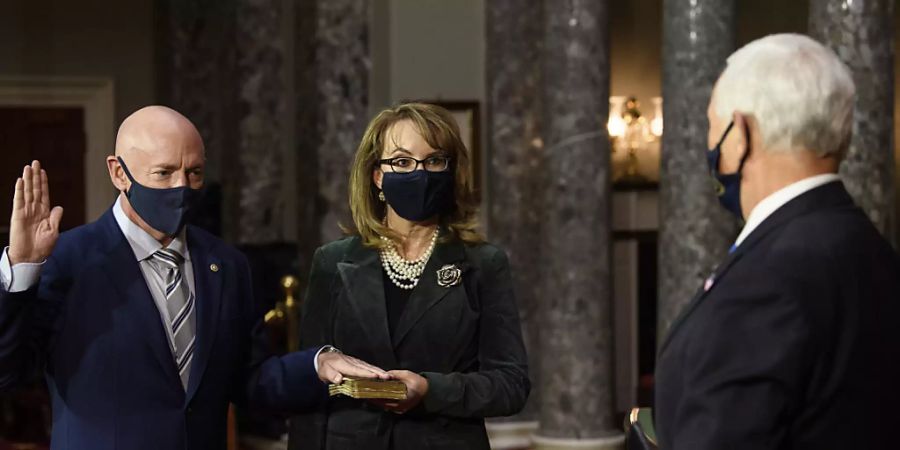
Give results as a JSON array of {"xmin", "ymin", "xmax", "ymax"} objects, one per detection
[
  {"xmin": 107, "ymin": 156, "xmax": 129, "ymax": 192},
  {"xmin": 732, "ymin": 111, "xmax": 750, "ymax": 156}
]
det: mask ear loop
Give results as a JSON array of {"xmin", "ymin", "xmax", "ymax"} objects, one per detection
[
  {"xmin": 116, "ymin": 156, "xmax": 137, "ymax": 197},
  {"xmin": 711, "ymin": 121, "xmax": 735, "ymax": 174},
  {"xmin": 716, "ymin": 121, "xmax": 735, "ymax": 148}
]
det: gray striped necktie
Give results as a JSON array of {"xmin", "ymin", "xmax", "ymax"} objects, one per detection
[{"xmin": 151, "ymin": 248, "xmax": 196, "ymax": 389}]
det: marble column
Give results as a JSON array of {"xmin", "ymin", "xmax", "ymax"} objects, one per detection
[
  {"xmin": 535, "ymin": 1, "xmax": 621, "ymax": 449},
  {"xmin": 233, "ymin": 0, "xmax": 290, "ymax": 244},
  {"xmin": 160, "ymin": 0, "xmax": 369, "ymax": 251},
  {"xmin": 809, "ymin": 0, "xmax": 895, "ymax": 238},
  {"xmin": 658, "ymin": 0, "xmax": 738, "ymax": 340},
  {"xmin": 292, "ymin": 0, "xmax": 321, "ymax": 277},
  {"xmin": 156, "ymin": 0, "xmax": 240, "ymax": 239},
  {"xmin": 289, "ymin": 0, "xmax": 370, "ymax": 277},
  {"xmin": 485, "ymin": 0, "xmax": 544, "ymax": 437},
  {"xmin": 295, "ymin": 0, "xmax": 371, "ymax": 249},
  {"xmin": 158, "ymin": 0, "xmax": 294, "ymax": 244}
]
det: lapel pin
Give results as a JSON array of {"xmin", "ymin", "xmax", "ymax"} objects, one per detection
[
  {"xmin": 436, "ymin": 264, "xmax": 462, "ymax": 288},
  {"xmin": 210, "ymin": 263, "xmax": 219, "ymax": 273},
  {"xmin": 703, "ymin": 275, "xmax": 715, "ymax": 292}
]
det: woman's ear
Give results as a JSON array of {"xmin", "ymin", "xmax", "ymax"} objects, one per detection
[{"xmin": 373, "ymin": 167, "xmax": 384, "ymax": 190}]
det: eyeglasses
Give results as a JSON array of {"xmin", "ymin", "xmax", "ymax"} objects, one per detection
[{"xmin": 379, "ymin": 155, "xmax": 452, "ymax": 173}]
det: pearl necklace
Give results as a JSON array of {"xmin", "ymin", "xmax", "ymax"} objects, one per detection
[{"xmin": 379, "ymin": 228, "xmax": 440, "ymax": 290}]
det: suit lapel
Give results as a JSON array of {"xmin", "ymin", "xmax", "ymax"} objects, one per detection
[
  {"xmin": 657, "ymin": 250, "xmax": 744, "ymax": 356},
  {"xmin": 99, "ymin": 214, "xmax": 182, "ymax": 390},
  {"xmin": 391, "ymin": 239, "xmax": 466, "ymax": 349},
  {"xmin": 338, "ymin": 244, "xmax": 398, "ymax": 368},
  {"xmin": 657, "ymin": 181, "xmax": 855, "ymax": 356},
  {"xmin": 185, "ymin": 227, "xmax": 224, "ymax": 402}
]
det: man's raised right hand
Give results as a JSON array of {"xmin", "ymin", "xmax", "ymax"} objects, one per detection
[{"xmin": 8, "ymin": 160, "xmax": 63, "ymax": 265}]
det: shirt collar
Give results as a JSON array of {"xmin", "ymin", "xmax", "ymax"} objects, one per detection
[
  {"xmin": 734, "ymin": 173, "xmax": 842, "ymax": 248},
  {"xmin": 113, "ymin": 196, "xmax": 190, "ymax": 262}
]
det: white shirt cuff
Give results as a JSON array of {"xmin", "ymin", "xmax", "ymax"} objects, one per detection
[
  {"xmin": 0, "ymin": 247, "xmax": 44, "ymax": 293},
  {"xmin": 313, "ymin": 345, "xmax": 327, "ymax": 375}
]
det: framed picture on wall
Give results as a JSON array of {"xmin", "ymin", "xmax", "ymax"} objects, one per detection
[{"xmin": 425, "ymin": 100, "xmax": 481, "ymax": 199}]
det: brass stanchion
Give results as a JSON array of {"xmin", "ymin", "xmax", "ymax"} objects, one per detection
[{"xmin": 265, "ymin": 275, "xmax": 301, "ymax": 353}]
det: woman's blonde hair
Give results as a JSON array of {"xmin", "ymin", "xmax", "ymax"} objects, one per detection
[{"xmin": 347, "ymin": 102, "xmax": 483, "ymax": 248}]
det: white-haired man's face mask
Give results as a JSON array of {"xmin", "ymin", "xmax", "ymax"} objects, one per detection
[{"xmin": 706, "ymin": 90, "xmax": 753, "ymax": 219}]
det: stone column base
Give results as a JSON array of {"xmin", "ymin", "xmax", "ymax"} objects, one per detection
[
  {"xmin": 532, "ymin": 434, "xmax": 625, "ymax": 450},
  {"xmin": 486, "ymin": 420, "xmax": 539, "ymax": 449}
]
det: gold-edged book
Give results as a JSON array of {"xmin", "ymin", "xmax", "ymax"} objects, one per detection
[{"xmin": 328, "ymin": 377, "xmax": 408, "ymax": 400}]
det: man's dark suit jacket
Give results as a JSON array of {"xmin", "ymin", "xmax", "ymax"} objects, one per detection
[
  {"xmin": 656, "ymin": 181, "xmax": 900, "ymax": 449},
  {"xmin": 288, "ymin": 236, "xmax": 530, "ymax": 450},
  {"xmin": 0, "ymin": 209, "xmax": 326, "ymax": 450}
]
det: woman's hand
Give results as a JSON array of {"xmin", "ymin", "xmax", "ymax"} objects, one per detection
[{"xmin": 372, "ymin": 370, "xmax": 429, "ymax": 414}]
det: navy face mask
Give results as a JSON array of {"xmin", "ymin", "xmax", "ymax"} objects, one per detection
[
  {"xmin": 706, "ymin": 121, "xmax": 750, "ymax": 218},
  {"xmin": 117, "ymin": 157, "xmax": 203, "ymax": 236},
  {"xmin": 381, "ymin": 170, "xmax": 454, "ymax": 222}
]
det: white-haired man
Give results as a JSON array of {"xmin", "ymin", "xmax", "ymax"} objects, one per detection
[{"xmin": 655, "ymin": 33, "xmax": 900, "ymax": 449}]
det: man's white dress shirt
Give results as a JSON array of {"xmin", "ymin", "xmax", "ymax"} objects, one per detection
[{"xmin": 733, "ymin": 173, "xmax": 841, "ymax": 249}]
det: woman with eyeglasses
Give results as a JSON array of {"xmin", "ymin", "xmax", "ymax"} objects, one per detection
[{"xmin": 288, "ymin": 102, "xmax": 530, "ymax": 450}]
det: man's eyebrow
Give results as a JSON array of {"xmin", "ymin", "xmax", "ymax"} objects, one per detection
[{"xmin": 149, "ymin": 163, "xmax": 181, "ymax": 171}]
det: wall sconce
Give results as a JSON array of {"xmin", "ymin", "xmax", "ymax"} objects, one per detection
[
  {"xmin": 608, "ymin": 96, "xmax": 662, "ymax": 185},
  {"xmin": 649, "ymin": 97, "xmax": 663, "ymax": 137},
  {"xmin": 608, "ymin": 100, "xmax": 628, "ymax": 139}
]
